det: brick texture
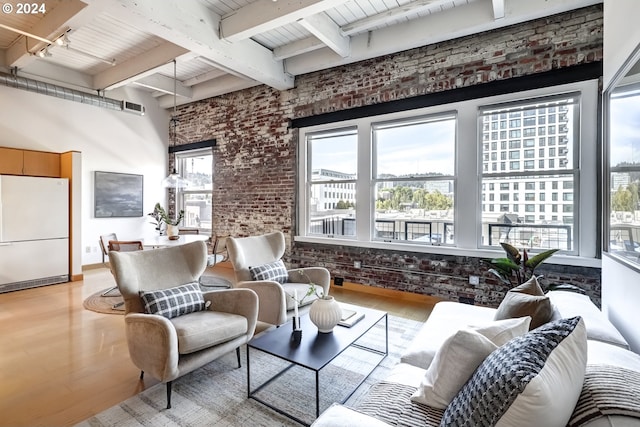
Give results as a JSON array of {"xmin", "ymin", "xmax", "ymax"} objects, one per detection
[{"xmin": 173, "ymin": 5, "xmax": 603, "ymax": 307}]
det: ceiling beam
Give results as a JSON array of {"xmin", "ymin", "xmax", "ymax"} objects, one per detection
[
  {"xmin": 5, "ymin": 0, "xmax": 87, "ymax": 68},
  {"xmin": 86, "ymin": 0, "xmax": 293, "ymax": 91},
  {"xmin": 131, "ymin": 73, "xmax": 193, "ymax": 98},
  {"xmin": 220, "ymin": 0, "xmax": 350, "ymax": 42},
  {"xmin": 182, "ymin": 68, "xmax": 228, "ymax": 87},
  {"xmin": 298, "ymin": 13, "xmax": 349, "ymax": 57},
  {"xmin": 273, "ymin": 36, "xmax": 325, "ymax": 60},
  {"xmin": 286, "ymin": 0, "xmax": 601, "ymax": 75},
  {"xmin": 94, "ymin": 43, "xmax": 190, "ymax": 90},
  {"xmin": 340, "ymin": 0, "xmax": 445, "ymax": 36},
  {"xmin": 156, "ymin": 75, "xmax": 260, "ymax": 108},
  {"xmin": 492, "ymin": 0, "xmax": 505, "ymax": 19}
]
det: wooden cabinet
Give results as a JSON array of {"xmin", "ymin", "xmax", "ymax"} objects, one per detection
[
  {"xmin": 24, "ymin": 150, "xmax": 61, "ymax": 177},
  {"xmin": 0, "ymin": 147, "xmax": 61, "ymax": 177},
  {"xmin": 0, "ymin": 147, "xmax": 24, "ymax": 175}
]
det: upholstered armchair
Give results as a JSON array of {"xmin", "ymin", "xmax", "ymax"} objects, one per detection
[
  {"xmin": 226, "ymin": 231, "xmax": 330, "ymax": 326},
  {"xmin": 109, "ymin": 240, "xmax": 258, "ymax": 409}
]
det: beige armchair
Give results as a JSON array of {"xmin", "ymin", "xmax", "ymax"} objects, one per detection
[
  {"xmin": 109, "ymin": 240, "xmax": 258, "ymax": 409},
  {"xmin": 226, "ymin": 231, "xmax": 330, "ymax": 326}
]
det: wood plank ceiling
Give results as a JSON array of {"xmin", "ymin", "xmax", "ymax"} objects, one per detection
[{"xmin": 0, "ymin": 0, "xmax": 600, "ymax": 109}]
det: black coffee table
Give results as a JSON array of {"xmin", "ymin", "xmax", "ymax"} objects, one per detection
[{"xmin": 247, "ymin": 304, "xmax": 388, "ymax": 426}]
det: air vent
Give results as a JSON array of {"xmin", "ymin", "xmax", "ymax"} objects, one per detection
[{"xmin": 122, "ymin": 100, "xmax": 145, "ymax": 115}]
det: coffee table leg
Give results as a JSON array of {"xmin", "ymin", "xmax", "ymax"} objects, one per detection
[{"xmin": 316, "ymin": 370, "xmax": 320, "ymax": 417}]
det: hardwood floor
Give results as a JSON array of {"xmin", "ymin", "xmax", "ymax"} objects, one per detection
[{"xmin": 0, "ymin": 263, "xmax": 433, "ymax": 427}]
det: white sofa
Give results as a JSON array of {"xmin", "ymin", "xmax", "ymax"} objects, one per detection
[{"xmin": 313, "ymin": 291, "xmax": 640, "ymax": 427}]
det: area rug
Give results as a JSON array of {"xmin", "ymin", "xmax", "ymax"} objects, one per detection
[
  {"xmin": 75, "ymin": 315, "xmax": 423, "ymax": 426},
  {"xmin": 83, "ymin": 288, "xmax": 125, "ymax": 314}
]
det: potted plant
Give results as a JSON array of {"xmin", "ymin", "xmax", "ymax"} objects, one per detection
[
  {"xmin": 148, "ymin": 203, "xmax": 184, "ymax": 238},
  {"xmin": 483, "ymin": 242, "xmax": 558, "ymax": 287}
]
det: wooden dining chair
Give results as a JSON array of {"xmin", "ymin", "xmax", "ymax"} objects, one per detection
[{"xmin": 106, "ymin": 240, "xmax": 144, "ymax": 309}]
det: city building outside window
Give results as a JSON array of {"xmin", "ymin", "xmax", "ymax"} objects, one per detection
[{"xmin": 480, "ymin": 93, "xmax": 580, "ymax": 252}]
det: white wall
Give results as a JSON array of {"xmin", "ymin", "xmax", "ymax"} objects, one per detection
[
  {"xmin": 602, "ymin": 255, "xmax": 640, "ymax": 352},
  {"xmin": 0, "ymin": 83, "xmax": 169, "ymax": 266},
  {"xmin": 603, "ymin": 0, "xmax": 640, "ymax": 90},
  {"xmin": 602, "ymin": 0, "xmax": 640, "ymax": 352}
]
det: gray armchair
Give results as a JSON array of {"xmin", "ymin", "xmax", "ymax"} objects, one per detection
[
  {"xmin": 109, "ymin": 240, "xmax": 258, "ymax": 409},
  {"xmin": 226, "ymin": 231, "xmax": 330, "ymax": 326}
]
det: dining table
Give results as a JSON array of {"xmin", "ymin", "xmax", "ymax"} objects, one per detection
[{"xmin": 142, "ymin": 233, "xmax": 210, "ymax": 249}]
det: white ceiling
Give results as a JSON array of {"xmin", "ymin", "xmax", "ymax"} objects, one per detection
[{"xmin": 0, "ymin": 0, "xmax": 600, "ymax": 109}]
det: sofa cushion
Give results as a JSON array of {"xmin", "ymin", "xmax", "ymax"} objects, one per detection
[
  {"xmin": 249, "ymin": 259, "xmax": 289, "ymax": 284},
  {"xmin": 401, "ymin": 302, "xmax": 496, "ymax": 370},
  {"xmin": 411, "ymin": 317, "xmax": 531, "ymax": 409},
  {"xmin": 548, "ymin": 290, "xmax": 629, "ymax": 349},
  {"xmin": 441, "ymin": 316, "xmax": 587, "ymax": 427},
  {"xmin": 139, "ymin": 282, "xmax": 206, "ymax": 319},
  {"xmin": 312, "ymin": 403, "xmax": 392, "ymax": 427},
  {"xmin": 171, "ymin": 310, "xmax": 248, "ymax": 354},
  {"xmin": 494, "ymin": 276, "xmax": 552, "ymax": 329}
]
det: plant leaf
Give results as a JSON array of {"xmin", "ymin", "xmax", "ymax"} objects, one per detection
[
  {"xmin": 524, "ymin": 249, "xmax": 559, "ymax": 270},
  {"xmin": 487, "ymin": 268, "xmax": 512, "ymax": 285},
  {"xmin": 500, "ymin": 242, "xmax": 521, "ymax": 265}
]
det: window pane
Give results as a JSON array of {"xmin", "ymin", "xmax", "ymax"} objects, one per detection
[
  {"xmin": 309, "ymin": 128, "xmax": 358, "ymax": 178},
  {"xmin": 372, "ymin": 115, "xmax": 456, "ymax": 244},
  {"xmin": 374, "ymin": 180, "xmax": 454, "ymax": 244},
  {"xmin": 374, "ymin": 116, "xmax": 455, "ymax": 178},
  {"xmin": 609, "ymin": 84, "xmax": 640, "ymax": 260},
  {"xmin": 177, "ymin": 152, "xmax": 213, "ymax": 233},
  {"xmin": 307, "ymin": 129, "xmax": 357, "ymax": 236}
]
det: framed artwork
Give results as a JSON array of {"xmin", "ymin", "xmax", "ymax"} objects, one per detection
[{"xmin": 94, "ymin": 171, "xmax": 144, "ymax": 218}]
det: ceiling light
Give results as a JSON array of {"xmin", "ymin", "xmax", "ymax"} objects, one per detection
[
  {"xmin": 55, "ymin": 34, "xmax": 69, "ymax": 46},
  {"xmin": 37, "ymin": 48, "xmax": 52, "ymax": 58}
]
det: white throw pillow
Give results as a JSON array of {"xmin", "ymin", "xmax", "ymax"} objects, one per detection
[{"xmin": 411, "ymin": 317, "xmax": 531, "ymax": 409}]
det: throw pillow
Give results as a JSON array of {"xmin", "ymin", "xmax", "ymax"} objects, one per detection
[
  {"xmin": 139, "ymin": 282, "xmax": 206, "ymax": 319},
  {"xmin": 248, "ymin": 259, "xmax": 289, "ymax": 284},
  {"xmin": 494, "ymin": 276, "xmax": 552, "ymax": 329},
  {"xmin": 441, "ymin": 316, "xmax": 587, "ymax": 427},
  {"xmin": 411, "ymin": 317, "xmax": 531, "ymax": 409}
]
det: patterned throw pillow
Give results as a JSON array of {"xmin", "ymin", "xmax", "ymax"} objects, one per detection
[
  {"xmin": 139, "ymin": 283, "xmax": 206, "ymax": 319},
  {"xmin": 248, "ymin": 259, "xmax": 289, "ymax": 284},
  {"xmin": 441, "ymin": 316, "xmax": 587, "ymax": 427}
]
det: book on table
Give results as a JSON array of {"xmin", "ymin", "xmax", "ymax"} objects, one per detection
[{"xmin": 338, "ymin": 307, "xmax": 365, "ymax": 327}]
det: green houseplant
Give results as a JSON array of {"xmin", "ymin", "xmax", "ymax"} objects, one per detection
[
  {"xmin": 483, "ymin": 242, "xmax": 558, "ymax": 287},
  {"xmin": 148, "ymin": 203, "xmax": 184, "ymax": 236}
]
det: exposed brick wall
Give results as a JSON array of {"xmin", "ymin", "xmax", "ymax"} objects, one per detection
[{"xmin": 174, "ymin": 5, "xmax": 603, "ymax": 307}]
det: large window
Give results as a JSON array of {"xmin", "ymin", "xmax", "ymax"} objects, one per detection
[
  {"xmin": 176, "ymin": 149, "xmax": 213, "ymax": 233},
  {"xmin": 297, "ymin": 80, "xmax": 598, "ymax": 261},
  {"xmin": 480, "ymin": 95, "xmax": 579, "ymax": 253}
]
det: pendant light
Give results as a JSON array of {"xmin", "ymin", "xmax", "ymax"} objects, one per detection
[{"xmin": 162, "ymin": 60, "xmax": 190, "ymax": 189}]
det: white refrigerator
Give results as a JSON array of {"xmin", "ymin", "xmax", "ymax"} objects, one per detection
[{"xmin": 0, "ymin": 175, "xmax": 69, "ymax": 292}]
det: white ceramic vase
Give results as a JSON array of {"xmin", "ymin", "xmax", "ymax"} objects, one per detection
[
  {"xmin": 166, "ymin": 224, "xmax": 179, "ymax": 238},
  {"xmin": 309, "ymin": 296, "xmax": 342, "ymax": 333}
]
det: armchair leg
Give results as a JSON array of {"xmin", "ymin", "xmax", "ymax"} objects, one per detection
[
  {"xmin": 140, "ymin": 371, "xmax": 144, "ymax": 380},
  {"xmin": 236, "ymin": 347, "xmax": 241, "ymax": 368},
  {"xmin": 166, "ymin": 381, "xmax": 172, "ymax": 409}
]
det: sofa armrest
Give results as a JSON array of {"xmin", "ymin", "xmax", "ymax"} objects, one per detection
[
  {"xmin": 205, "ymin": 288, "xmax": 258, "ymax": 339},
  {"xmin": 235, "ymin": 280, "xmax": 287, "ymax": 325},
  {"xmin": 312, "ymin": 404, "xmax": 392, "ymax": 427},
  {"xmin": 124, "ymin": 313, "xmax": 179, "ymax": 381}
]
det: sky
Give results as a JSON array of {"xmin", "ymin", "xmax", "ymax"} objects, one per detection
[
  {"xmin": 310, "ymin": 118, "xmax": 456, "ymax": 177},
  {"xmin": 610, "ymin": 92, "xmax": 640, "ymax": 166}
]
